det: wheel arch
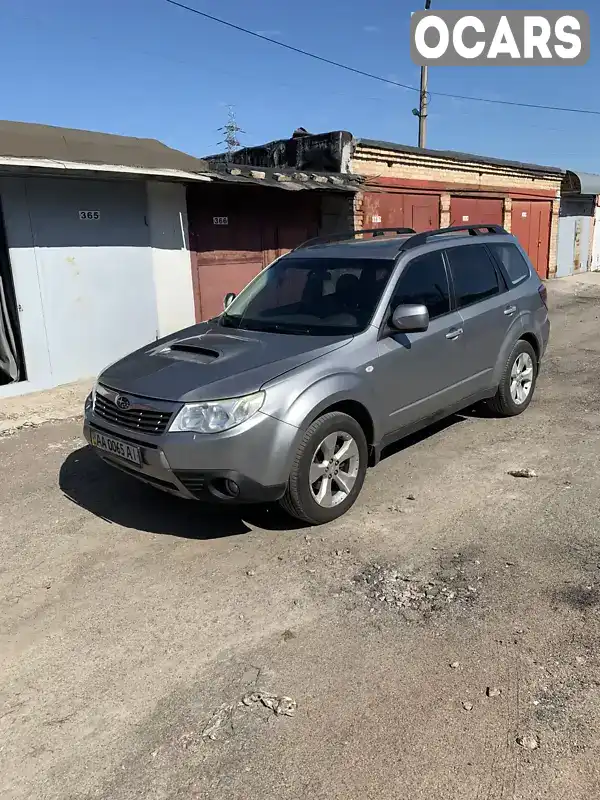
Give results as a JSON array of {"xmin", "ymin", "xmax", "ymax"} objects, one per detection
[
  {"xmin": 306, "ymin": 399, "xmax": 377, "ymax": 466},
  {"xmin": 519, "ymin": 331, "xmax": 541, "ymax": 362},
  {"xmin": 491, "ymin": 324, "xmax": 538, "ymax": 387}
]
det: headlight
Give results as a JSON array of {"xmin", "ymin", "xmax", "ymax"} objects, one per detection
[
  {"xmin": 85, "ymin": 382, "xmax": 97, "ymax": 412},
  {"xmin": 169, "ymin": 392, "xmax": 265, "ymax": 434}
]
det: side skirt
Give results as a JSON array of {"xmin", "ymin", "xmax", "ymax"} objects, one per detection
[{"xmin": 369, "ymin": 389, "xmax": 495, "ymax": 466}]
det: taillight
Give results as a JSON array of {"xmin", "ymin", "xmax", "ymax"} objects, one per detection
[{"xmin": 538, "ymin": 284, "xmax": 548, "ymax": 308}]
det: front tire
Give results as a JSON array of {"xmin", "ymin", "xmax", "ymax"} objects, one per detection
[
  {"xmin": 280, "ymin": 411, "xmax": 368, "ymax": 525},
  {"xmin": 486, "ymin": 339, "xmax": 538, "ymax": 417}
]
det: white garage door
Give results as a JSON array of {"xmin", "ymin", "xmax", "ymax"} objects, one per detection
[{"xmin": 25, "ymin": 176, "xmax": 158, "ymax": 386}]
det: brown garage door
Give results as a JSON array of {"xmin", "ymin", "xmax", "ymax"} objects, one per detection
[
  {"xmin": 188, "ymin": 186, "xmax": 320, "ymax": 321},
  {"xmin": 450, "ymin": 197, "xmax": 503, "ymax": 227},
  {"xmin": 363, "ymin": 191, "xmax": 440, "ymax": 231},
  {"xmin": 511, "ymin": 200, "xmax": 551, "ymax": 279},
  {"xmin": 189, "ymin": 193, "xmax": 262, "ymax": 322}
]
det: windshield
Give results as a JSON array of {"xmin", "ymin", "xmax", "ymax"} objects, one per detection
[{"xmin": 220, "ymin": 257, "xmax": 396, "ymax": 335}]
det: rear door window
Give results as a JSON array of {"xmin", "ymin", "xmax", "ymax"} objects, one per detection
[
  {"xmin": 487, "ymin": 243, "xmax": 531, "ymax": 285},
  {"xmin": 391, "ymin": 251, "xmax": 451, "ymax": 320},
  {"xmin": 445, "ymin": 244, "xmax": 500, "ymax": 309}
]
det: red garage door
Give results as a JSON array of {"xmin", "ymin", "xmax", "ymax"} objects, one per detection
[
  {"xmin": 511, "ymin": 200, "xmax": 551, "ymax": 279},
  {"xmin": 450, "ymin": 197, "xmax": 503, "ymax": 227},
  {"xmin": 363, "ymin": 191, "xmax": 440, "ymax": 232}
]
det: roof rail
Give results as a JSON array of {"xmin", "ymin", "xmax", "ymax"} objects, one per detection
[
  {"xmin": 402, "ymin": 224, "xmax": 508, "ymax": 251},
  {"xmin": 294, "ymin": 227, "xmax": 416, "ymax": 251}
]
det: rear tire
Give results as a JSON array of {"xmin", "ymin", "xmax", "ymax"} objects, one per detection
[
  {"xmin": 280, "ymin": 412, "xmax": 368, "ymax": 525},
  {"xmin": 486, "ymin": 339, "xmax": 538, "ymax": 417}
]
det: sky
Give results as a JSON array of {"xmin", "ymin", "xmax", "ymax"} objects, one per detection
[{"xmin": 2, "ymin": 0, "xmax": 599, "ymax": 172}]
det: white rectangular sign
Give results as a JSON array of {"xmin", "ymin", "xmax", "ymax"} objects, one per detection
[
  {"xmin": 79, "ymin": 210, "xmax": 100, "ymax": 220},
  {"xmin": 213, "ymin": 216, "xmax": 229, "ymax": 226},
  {"xmin": 411, "ymin": 10, "xmax": 590, "ymax": 66}
]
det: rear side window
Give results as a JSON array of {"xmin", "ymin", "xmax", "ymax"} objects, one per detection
[
  {"xmin": 445, "ymin": 244, "xmax": 500, "ymax": 309},
  {"xmin": 391, "ymin": 251, "xmax": 450, "ymax": 320},
  {"xmin": 488, "ymin": 243, "xmax": 531, "ymax": 285}
]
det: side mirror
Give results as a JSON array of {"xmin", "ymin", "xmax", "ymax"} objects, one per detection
[
  {"xmin": 390, "ymin": 303, "xmax": 429, "ymax": 333},
  {"xmin": 223, "ymin": 292, "xmax": 236, "ymax": 310}
]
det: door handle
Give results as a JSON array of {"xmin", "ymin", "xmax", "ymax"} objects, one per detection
[
  {"xmin": 446, "ymin": 328, "xmax": 463, "ymax": 340},
  {"xmin": 504, "ymin": 305, "xmax": 517, "ymax": 316}
]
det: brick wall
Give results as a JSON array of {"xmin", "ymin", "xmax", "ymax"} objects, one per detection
[
  {"xmin": 440, "ymin": 193, "xmax": 451, "ymax": 228},
  {"xmin": 503, "ymin": 197, "xmax": 513, "ymax": 232},
  {"xmin": 351, "ymin": 145, "xmax": 562, "ymax": 194},
  {"xmin": 353, "ymin": 192, "xmax": 364, "ymax": 231},
  {"xmin": 350, "ymin": 144, "xmax": 563, "ymax": 277},
  {"xmin": 548, "ymin": 199, "xmax": 561, "ymax": 278}
]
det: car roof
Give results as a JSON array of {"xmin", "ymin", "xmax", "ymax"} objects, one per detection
[
  {"xmin": 285, "ymin": 235, "xmax": 412, "ymax": 261},
  {"xmin": 284, "ymin": 231, "xmax": 520, "ymax": 262}
]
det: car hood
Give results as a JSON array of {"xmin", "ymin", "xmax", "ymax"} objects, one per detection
[{"xmin": 99, "ymin": 321, "xmax": 352, "ymax": 402}]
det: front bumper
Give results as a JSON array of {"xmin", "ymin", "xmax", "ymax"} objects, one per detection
[{"xmin": 83, "ymin": 407, "xmax": 300, "ymax": 504}]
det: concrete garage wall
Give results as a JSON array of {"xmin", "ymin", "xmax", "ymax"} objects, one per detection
[
  {"xmin": 19, "ymin": 176, "xmax": 158, "ymax": 389},
  {"xmin": 146, "ymin": 181, "xmax": 195, "ymax": 337},
  {"xmin": 0, "ymin": 175, "xmax": 194, "ymax": 398},
  {"xmin": 592, "ymin": 202, "xmax": 600, "ymax": 272},
  {"xmin": 557, "ymin": 197, "xmax": 595, "ymax": 278}
]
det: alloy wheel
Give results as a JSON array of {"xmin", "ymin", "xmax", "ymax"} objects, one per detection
[
  {"xmin": 309, "ymin": 431, "xmax": 360, "ymax": 508},
  {"xmin": 510, "ymin": 352, "xmax": 534, "ymax": 405}
]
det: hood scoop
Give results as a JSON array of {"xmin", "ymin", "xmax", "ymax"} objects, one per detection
[{"xmin": 164, "ymin": 341, "xmax": 220, "ymax": 364}]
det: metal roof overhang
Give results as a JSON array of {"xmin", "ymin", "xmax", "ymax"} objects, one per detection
[
  {"xmin": 564, "ymin": 170, "xmax": 600, "ymax": 196},
  {"xmin": 0, "ymin": 156, "xmax": 213, "ymax": 182}
]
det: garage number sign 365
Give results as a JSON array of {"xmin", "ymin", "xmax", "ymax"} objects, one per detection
[{"xmin": 79, "ymin": 210, "xmax": 100, "ymax": 221}]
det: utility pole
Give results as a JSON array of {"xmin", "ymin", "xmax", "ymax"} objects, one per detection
[{"xmin": 415, "ymin": 0, "xmax": 431, "ymax": 148}]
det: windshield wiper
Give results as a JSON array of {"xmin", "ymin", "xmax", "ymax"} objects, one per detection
[
  {"xmin": 220, "ymin": 314, "xmax": 313, "ymax": 335},
  {"xmin": 246, "ymin": 321, "xmax": 312, "ymax": 336},
  {"xmin": 219, "ymin": 312, "xmax": 241, "ymax": 329}
]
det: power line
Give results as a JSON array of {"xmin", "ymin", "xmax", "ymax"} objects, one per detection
[
  {"xmin": 164, "ymin": 0, "xmax": 416, "ymax": 89},
  {"xmin": 164, "ymin": 0, "xmax": 600, "ymax": 118}
]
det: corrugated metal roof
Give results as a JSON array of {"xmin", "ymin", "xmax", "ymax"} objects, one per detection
[
  {"xmin": 357, "ymin": 138, "xmax": 565, "ymax": 177},
  {"xmin": 206, "ymin": 162, "xmax": 362, "ymax": 193}
]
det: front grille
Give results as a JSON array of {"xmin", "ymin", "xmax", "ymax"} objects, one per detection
[
  {"xmin": 174, "ymin": 472, "xmax": 206, "ymax": 498},
  {"xmin": 94, "ymin": 393, "xmax": 173, "ymax": 436}
]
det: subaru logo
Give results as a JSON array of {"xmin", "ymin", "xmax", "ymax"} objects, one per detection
[{"xmin": 115, "ymin": 395, "xmax": 131, "ymax": 411}]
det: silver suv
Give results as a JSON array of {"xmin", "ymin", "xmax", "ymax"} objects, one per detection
[{"xmin": 84, "ymin": 224, "xmax": 549, "ymax": 525}]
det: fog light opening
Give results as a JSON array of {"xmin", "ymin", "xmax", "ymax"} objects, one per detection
[
  {"xmin": 224, "ymin": 479, "xmax": 240, "ymax": 498},
  {"xmin": 210, "ymin": 477, "xmax": 240, "ymax": 500}
]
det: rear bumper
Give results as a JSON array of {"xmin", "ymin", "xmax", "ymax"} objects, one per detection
[
  {"xmin": 83, "ymin": 408, "xmax": 299, "ymax": 504},
  {"xmin": 540, "ymin": 317, "xmax": 550, "ymax": 359}
]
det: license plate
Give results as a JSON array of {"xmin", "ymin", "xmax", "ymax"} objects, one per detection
[{"xmin": 90, "ymin": 430, "xmax": 142, "ymax": 466}]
